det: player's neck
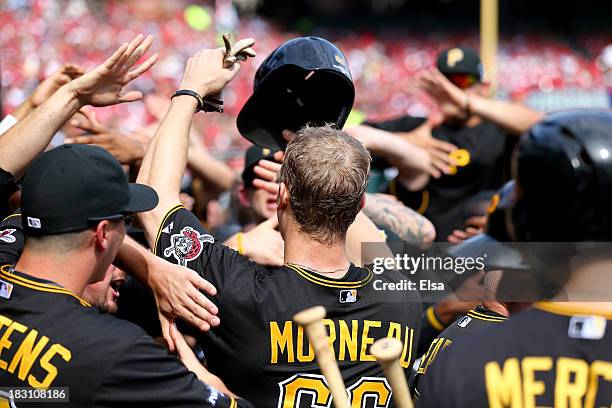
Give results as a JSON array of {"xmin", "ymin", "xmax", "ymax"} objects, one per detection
[
  {"xmin": 284, "ymin": 227, "xmax": 350, "ymax": 279},
  {"xmin": 481, "ymin": 300, "xmax": 510, "ymax": 317},
  {"xmin": 15, "ymin": 247, "xmax": 93, "ymax": 296}
]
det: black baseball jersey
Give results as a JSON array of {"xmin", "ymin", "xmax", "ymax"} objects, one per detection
[
  {"xmin": 0, "ymin": 265, "xmax": 251, "ymax": 408},
  {"xmin": 369, "ymin": 116, "xmax": 514, "ymax": 241},
  {"xmin": 414, "ymin": 306, "xmax": 506, "ymax": 397},
  {"xmin": 417, "ymin": 302, "xmax": 612, "ymax": 408},
  {"xmin": 155, "ymin": 205, "xmax": 423, "ymax": 408}
]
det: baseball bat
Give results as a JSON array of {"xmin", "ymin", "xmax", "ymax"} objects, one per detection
[
  {"xmin": 370, "ymin": 337, "xmax": 414, "ymax": 408},
  {"xmin": 293, "ymin": 306, "xmax": 350, "ymax": 408}
]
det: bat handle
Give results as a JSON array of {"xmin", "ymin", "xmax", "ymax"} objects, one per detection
[
  {"xmin": 294, "ymin": 307, "xmax": 350, "ymax": 408},
  {"xmin": 370, "ymin": 338, "xmax": 414, "ymax": 408}
]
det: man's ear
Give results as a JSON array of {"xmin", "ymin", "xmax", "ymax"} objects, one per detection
[
  {"xmin": 359, "ymin": 194, "xmax": 366, "ymax": 211},
  {"xmin": 278, "ymin": 182, "xmax": 289, "ymax": 210},
  {"xmin": 94, "ymin": 220, "xmax": 112, "ymax": 251},
  {"xmin": 238, "ymin": 184, "xmax": 251, "ymax": 208}
]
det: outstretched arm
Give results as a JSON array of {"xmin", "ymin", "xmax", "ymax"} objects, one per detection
[
  {"xmin": 0, "ymin": 35, "xmax": 157, "ymax": 178},
  {"xmin": 137, "ymin": 47, "xmax": 248, "ymax": 245},
  {"xmin": 363, "ymin": 193, "xmax": 436, "ymax": 248},
  {"xmin": 418, "ymin": 68, "xmax": 544, "ymax": 136},
  {"xmin": 346, "ymin": 125, "xmax": 431, "ymax": 190}
]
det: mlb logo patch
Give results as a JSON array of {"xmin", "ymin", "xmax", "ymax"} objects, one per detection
[
  {"xmin": 27, "ymin": 217, "xmax": 41, "ymax": 229},
  {"xmin": 339, "ymin": 289, "xmax": 357, "ymax": 303},
  {"xmin": 457, "ymin": 316, "xmax": 472, "ymax": 328},
  {"xmin": 568, "ymin": 315, "xmax": 607, "ymax": 340},
  {"xmin": 0, "ymin": 279, "xmax": 13, "ymax": 300}
]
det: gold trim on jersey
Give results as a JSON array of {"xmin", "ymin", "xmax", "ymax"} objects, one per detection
[
  {"xmin": 285, "ymin": 264, "xmax": 373, "ymax": 289},
  {"xmin": 229, "ymin": 398, "xmax": 237, "ymax": 408},
  {"xmin": 153, "ymin": 204, "xmax": 186, "ymax": 255},
  {"xmin": 535, "ymin": 301, "xmax": 612, "ymax": 319},
  {"xmin": 1, "ymin": 213, "xmax": 21, "ymax": 223},
  {"xmin": 467, "ymin": 309, "xmax": 507, "ymax": 322},
  {"xmin": 425, "ymin": 305, "xmax": 445, "ymax": 331},
  {"xmin": 416, "ymin": 190, "xmax": 430, "ymax": 214},
  {"xmin": 0, "ymin": 265, "xmax": 91, "ymax": 307}
]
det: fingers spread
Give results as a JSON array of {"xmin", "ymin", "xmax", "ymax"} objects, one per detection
[
  {"xmin": 118, "ymin": 90, "xmax": 144, "ymax": 103},
  {"xmin": 124, "ymin": 35, "xmax": 154, "ymax": 69},
  {"xmin": 117, "ymin": 34, "xmax": 144, "ymax": 68},
  {"xmin": 103, "ymin": 42, "xmax": 129, "ymax": 70},
  {"xmin": 126, "ymin": 53, "xmax": 159, "ymax": 82}
]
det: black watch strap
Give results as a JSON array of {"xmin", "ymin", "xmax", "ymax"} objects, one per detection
[{"xmin": 171, "ymin": 90, "xmax": 205, "ymax": 111}]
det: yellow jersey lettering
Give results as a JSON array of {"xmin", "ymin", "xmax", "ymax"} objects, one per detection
[
  {"xmin": 338, "ymin": 320, "xmax": 358, "ymax": 362},
  {"xmin": 7, "ymin": 330, "xmax": 48, "ymax": 381},
  {"xmin": 0, "ymin": 319, "xmax": 27, "ymax": 370},
  {"xmin": 29, "ymin": 343, "xmax": 71, "ymax": 388},
  {"xmin": 270, "ymin": 321, "xmax": 294, "ymax": 364},
  {"xmin": 359, "ymin": 320, "xmax": 381, "ymax": 362},
  {"xmin": 485, "ymin": 358, "xmax": 522, "ymax": 408},
  {"xmin": 296, "ymin": 325, "xmax": 314, "ymax": 362},
  {"xmin": 521, "ymin": 356, "xmax": 552, "ymax": 408},
  {"xmin": 554, "ymin": 357, "xmax": 588, "ymax": 408}
]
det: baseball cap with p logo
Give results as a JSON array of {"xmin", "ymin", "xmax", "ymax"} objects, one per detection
[{"xmin": 21, "ymin": 144, "xmax": 158, "ymax": 235}]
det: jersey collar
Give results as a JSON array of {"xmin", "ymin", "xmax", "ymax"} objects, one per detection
[
  {"xmin": 285, "ymin": 263, "xmax": 374, "ymax": 289},
  {"xmin": 0, "ymin": 264, "xmax": 91, "ymax": 307}
]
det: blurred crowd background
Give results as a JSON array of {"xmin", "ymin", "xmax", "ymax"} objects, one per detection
[{"xmin": 1, "ymin": 0, "xmax": 611, "ymax": 168}]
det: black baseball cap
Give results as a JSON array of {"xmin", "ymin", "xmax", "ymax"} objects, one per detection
[
  {"xmin": 237, "ymin": 36, "xmax": 355, "ymax": 150},
  {"xmin": 437, "ymin": 47, "xmax": 484, "ymax": 82},
  {"xmin": 241, "ymin": 145, "xmax": 279, "ymax": 187},
  {"xmin": 21, "ymin": 144, "xmax": 159, "ymax": 235}
]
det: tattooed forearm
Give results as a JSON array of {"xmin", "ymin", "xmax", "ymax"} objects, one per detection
[{"xmin": 363, "ymin": 193, "xmax": 436, "ymax": 248}]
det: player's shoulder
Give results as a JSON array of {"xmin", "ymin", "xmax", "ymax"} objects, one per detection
[
  {"xmin": 436, "ymin": 307, "xmax": 540, "ymax": 365},
  {"xmin": 59, "ymin": 300, "xmax": 148, "ymax": 348}
]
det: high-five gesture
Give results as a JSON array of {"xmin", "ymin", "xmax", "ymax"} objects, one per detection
[
  {"xmin": 0, "ymin": 34, "xmax": 158, "ymax": 178},
  {"xmin": 179, "ymin": 48, "xmax": 244, "ymax": 98},
  {"xmin": 69, "ymin": 34, "xmax": 158, "ymax": 107},
  {"xmin": 138, "ymin": 39, "xmax": 255, "ymax": 218}
]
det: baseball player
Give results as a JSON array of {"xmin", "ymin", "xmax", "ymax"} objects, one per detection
[
  {"xmin": 137, "ymin": 40, "xmax": 422, "ymax": 407},
  {"xmin": 348, "ymin": 47, "xmax": 544, "ymax": 242},
  {"xmin": 417, "ymin": 110, "xmax": 612, "ymax": 407},
  {"xmin": 412, "ymin": 182, "xmax": 518, "ymax": 397},
  {"xmin": 0, "ymin": 36, "xmax": 252, "ymax": 407}
]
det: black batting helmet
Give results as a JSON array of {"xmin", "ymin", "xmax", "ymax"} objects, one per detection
[{"xmin": 237, "ymin": 37, "xmax": 355, "ymax": 150}]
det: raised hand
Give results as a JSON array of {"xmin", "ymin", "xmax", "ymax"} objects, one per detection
[
  {"xmin": 31, "ymin": 64, "xmax": 84, "ymax": 107},
  {"xmin": 179, "ymin": 40, "xmax": 255, "ymax": 98},
  {"xmin": 398, "ymin": 117, "xmax": 458, "ymax": 178},
  {"xmin": 417, "ymin": 68, "xmax": 468, "ymax": 120},
  {"xmin": 148, "ymin": 258, "xmax": 220, "ymax": 352},
  {"xmin": 66, "ymin": 109, "xmax": 145, "ymax": 164},
  {"xmin": 68, "ymin": 34, "xmax": 158, "ymax": 107}
]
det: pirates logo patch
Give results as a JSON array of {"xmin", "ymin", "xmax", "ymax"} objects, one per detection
[
  {"xmin": 0, "ymin": 229, "xmax": 16, "ymax": 244},
  {"xmin": 164, "ymin": 226, "xmax": 214, "ymax": 266}
]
